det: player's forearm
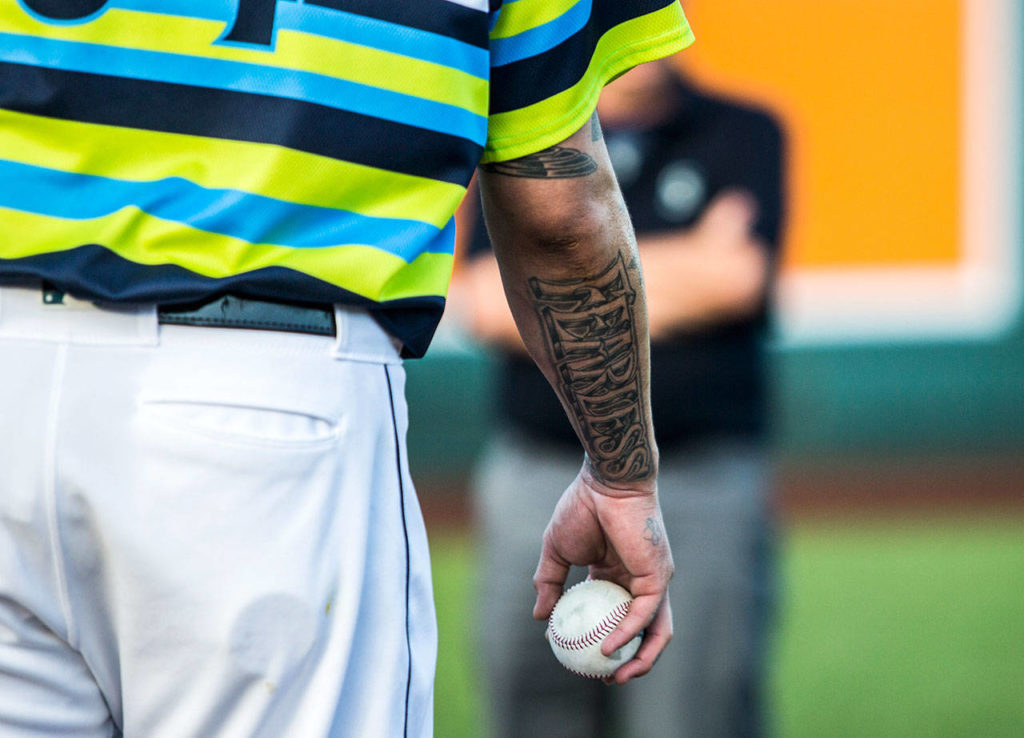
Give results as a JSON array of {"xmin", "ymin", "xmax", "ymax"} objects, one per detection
[
  {"xmin": 492, "ymin": 219, "xmax": 659, "ymax": 489},
  {"xmin": 478, "ymin": 122, "xmax": 658, "ymax": 489}
]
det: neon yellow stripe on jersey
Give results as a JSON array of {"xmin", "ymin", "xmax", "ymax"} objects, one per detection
[
  {"xmin": 0, "ymin": 9, "xmax": 487, "ymax": 115},
  {"xmin": 490, "ymin": 0, "xmax": 582, "ymax": 39},
  {"xmin": 0, "ymin": 207, "xmax": 453, "ymax": 302},
  {"xmin": 482, "ymin": 3, "xmax": 693, "ymax": 163},
  {"xmin": 0, "ymin": 110, "xmax": 465, "ymax": 229}
]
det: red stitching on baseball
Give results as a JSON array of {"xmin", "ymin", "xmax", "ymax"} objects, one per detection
[
  {"xmin": 548, "ymin": 600, "xmax": 631, "ymax": 652},
  {"xmin": 565, "ymin": 664, "xmax": 611, "ymax": 679}
]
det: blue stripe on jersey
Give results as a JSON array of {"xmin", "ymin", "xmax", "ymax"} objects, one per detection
[
  {"xmin": 0, "ymin": 160, "xmax": 456, "ymax": 258},
  {"xmin": 490, "ymin": 0, "xmax": 591, "ymax": 66},
  {"xmin": 98, "ymin": 0, "xmax": 490, "ymax": 78},
  {"xmin": 280, "ymin": 3, "xmax": 488, "ymax": 79},
  {"xmin": 0, "ymin": 32, "xmax": 487, "ymax": 143}
]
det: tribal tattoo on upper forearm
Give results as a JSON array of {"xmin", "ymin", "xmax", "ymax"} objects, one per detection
[
  {"xmin": 480, "ymin": 147, "xmax": 597, "ymax": 178},
  {"xmin": 529, "ymin": 254, "xmax": 654, "ymax": 483},
  {"xmin": 480, "ymin": 113, "xmax": 601, "ymax": 179}
]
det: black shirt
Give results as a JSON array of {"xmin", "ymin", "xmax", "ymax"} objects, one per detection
[{"xmin": 468, "ymin": 79, "xmax": 786, "ymax": 451}]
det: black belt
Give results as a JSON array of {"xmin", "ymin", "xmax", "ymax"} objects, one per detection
[
  {"xmin": 158, "ymin": 295, "xmax": 336, "ymax": 336},
  {"xmin": 41, "ymin": 284, "xmax": 336, "ymax": 336}
]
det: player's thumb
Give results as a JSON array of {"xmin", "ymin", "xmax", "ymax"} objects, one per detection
[
  {"xmin": 532, "ymin": 547, "xmax": 571, "ymax": 621},
  {"xmin": 602, "ymin": 591, "xmax": 661, "ymax": 655},
  {"xmin": 700, "ymin": 190, "xmax": 758, "ymax": 241}
]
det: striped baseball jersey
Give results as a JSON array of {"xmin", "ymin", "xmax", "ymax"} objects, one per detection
[{"xmin": 0, "ymin": 0, "xmax": 693, "ymax": 356}]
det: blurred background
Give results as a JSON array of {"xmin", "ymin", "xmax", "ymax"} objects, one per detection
[{"xmin": 409, "ymin": 1, "xmax": 1024, "ymax": 736}]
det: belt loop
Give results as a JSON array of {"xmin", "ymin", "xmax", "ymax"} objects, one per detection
[
  {"xmin": 330, "ymin": 305, "xmax": 402, "ymax": 364},
  {"xmin": 0, "ymin": 284, "xmax": 159, "ymax": 346},
  {"xmin": 331, "ymin": 305, "xmax": 347, "ymax": 356}
]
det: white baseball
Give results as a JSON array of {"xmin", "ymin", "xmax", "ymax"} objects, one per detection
[{"xmin": 546, "ymin": 579, "xmax": 641, "ymax": 678}]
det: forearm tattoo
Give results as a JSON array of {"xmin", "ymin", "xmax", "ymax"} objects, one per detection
[
  {"xmin": 529, "ymin": 254, "xmax": 654, "ymax": 482},
  {"xmin": 480, "ymin": 114, "xmax": 600, "ymax": 179},
  {"xmin": 480, "ymin": 147, "xmax": 597, "ymax": 178}
]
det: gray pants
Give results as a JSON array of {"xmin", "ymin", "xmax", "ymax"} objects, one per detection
[{"xmin": 473, "ymin": 431, "xmax": 775, "ymax": 738}]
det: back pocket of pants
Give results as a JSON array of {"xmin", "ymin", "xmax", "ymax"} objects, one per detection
[{"xmin": 140, "ymin": 400, "xmax": 338, "ymax": 449}]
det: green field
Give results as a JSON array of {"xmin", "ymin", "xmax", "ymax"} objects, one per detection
[{"xmin": 429, "ymin": 516, "xmax": 1024, "ymax": 738}]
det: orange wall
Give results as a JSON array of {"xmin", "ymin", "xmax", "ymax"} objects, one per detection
[{"xmin": 678, "ymin": 0, "xmax": 962, "ymax": 268}]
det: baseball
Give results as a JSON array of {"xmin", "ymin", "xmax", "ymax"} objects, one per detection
[{"xmin": 546, "ymin": 579, "xmax": 641, "ymax": 678}]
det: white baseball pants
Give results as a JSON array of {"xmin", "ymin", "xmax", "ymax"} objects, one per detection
[{"xmin": 0, "ymin": 284, "xmax": 436, "ymax": 737}]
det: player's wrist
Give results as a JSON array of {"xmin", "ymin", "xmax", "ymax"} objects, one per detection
[{"xmin": 581, "ymin": 453, "xmax": 659, "ymax": 497}]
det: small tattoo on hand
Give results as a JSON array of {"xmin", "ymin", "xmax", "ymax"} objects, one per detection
[{"xmin": 643, "ymin": 518, "xmax": 663, "ymax": 546}]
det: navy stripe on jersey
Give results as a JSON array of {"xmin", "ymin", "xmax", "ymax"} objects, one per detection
[
  {"xmin": 0, "ymin": 62, "xmax": 481, "ymax": 186},
  {"xmin": 489, "ymin": 0, "xmax": 678, "ymax": 115},
  {"xmin": 0, "ymin": 246, "xmax": 445, "ymax": 357}
]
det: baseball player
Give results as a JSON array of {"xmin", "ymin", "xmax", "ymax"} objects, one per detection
[
  {"xmin": 0, "ymin": 1, "xmax": 692, "ymax": 736},
  {"xmin": 458, "ymin": 57, "xmax": 786, "ymax": 738}
]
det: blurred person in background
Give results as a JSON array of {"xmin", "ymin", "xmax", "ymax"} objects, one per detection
[{"xmin": 451, "ymin": 56, "xmax": 786, "ymax": 738}]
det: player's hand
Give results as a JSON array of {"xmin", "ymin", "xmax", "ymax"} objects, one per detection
[{"xmin": 532, "ymin": 463, "xmax": 674, "ymax": 684}]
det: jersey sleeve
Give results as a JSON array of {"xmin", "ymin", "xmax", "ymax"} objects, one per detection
[{"xmin": 483, "ymin": 0, "xmax": 694, "ymax": 163}]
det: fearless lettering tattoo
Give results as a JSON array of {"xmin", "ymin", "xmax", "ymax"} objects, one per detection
[
  {"xmin": 530, "ymin": 254, "xmax": 653, "ymax": 482},
  {"xmin": 643, "ymin": 518, "xmax": 663, "ymax": 547},
  {"xmin": 480, "ymin": 146, "xmax": 598, "ymax": 179}
]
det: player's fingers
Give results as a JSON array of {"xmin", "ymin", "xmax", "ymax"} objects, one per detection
[
  {"xmin": 601, "ymin": 591, "xmax": 663, "ymax": 656},
  {"xmin": 532, "ymin": 543, "xmax": 571, "ymax": 620},
  {"xmin": 613, "ymin": 596, "xmax": 673, "ymax": 684}
]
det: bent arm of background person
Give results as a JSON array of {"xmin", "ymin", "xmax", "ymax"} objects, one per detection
[
  {"xmin": 477, "ymin": 115, "xmax": 673, "ymax": 684},
  {"xmin": 640, "ymin": 190, "xmax": 770, "ymax": 339},
  {"xmin": 455, "ymin": 188, "xmax": 771, "ymax": 351}
]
